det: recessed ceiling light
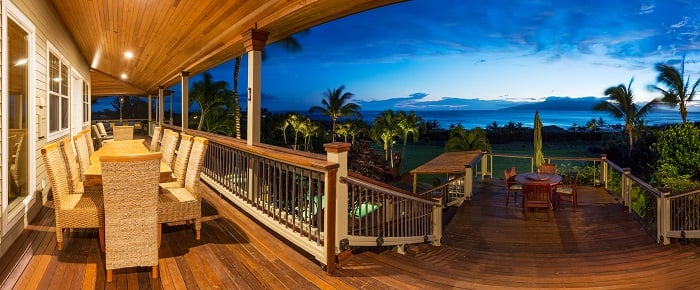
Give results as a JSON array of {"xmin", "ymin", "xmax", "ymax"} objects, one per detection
[
  {"xmin": 124, "ymin": 51, "xmax": 134, "ymax": 59},
  {"xmin": 120, "ymin": 73, "xmax": 128, "ymax": 79}
]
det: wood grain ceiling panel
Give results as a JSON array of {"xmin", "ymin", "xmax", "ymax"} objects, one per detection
[{"xmin": 49, "ymin": 0, "xmax": 404, "ymax": 96}]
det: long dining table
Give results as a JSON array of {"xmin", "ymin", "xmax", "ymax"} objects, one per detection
[{"xmin": 83, "ymin": 139, "xmax": 173, "ymax": 187}]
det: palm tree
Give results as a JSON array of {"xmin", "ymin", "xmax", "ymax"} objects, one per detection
[
  {"xmin": 445, "ymin": 125, "xmax": 491, "ymax": 152},
  {"xmin": 309, "ymin": 85, "xmax": 361, "ymax": 141},
  {"xmin": 335, "ymin": 122, "xmax": 351, "ymax": 143},
  {"xmin": 396, "ymin": 111, "xmax": 423, "ymax": 159},
  {"xmin": 231, "ymin": 33, "xmax": 306, "ymax": 139},
  {"xmin": 189, "ymin": 73, "xmax": 234, "ymax": 131},
  {"xmin": 286, "ymin": 113, "xmax": 306, "ymax": 149},
  {"xmin": 370, "ymin": 110, "xmax": 400, "ymax": 162},
  {"xmin": 594, "ymin": 78, "xmax": 658, "ymax": 153},
  {"xmin": 652, "ymin": 61, "xmax": 700, "ymax": 123}
]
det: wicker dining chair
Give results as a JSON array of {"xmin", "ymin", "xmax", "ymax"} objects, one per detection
[
  {"xmin": 504, "ymin": 167, "xmax": 522, "ymax": 206},
  {"xmin": 73, "ymin": 133, "xmax": 91, "ymax": 175},
  {"xmin": 159, "ymin": 133, "xmax": 194, "ymax": 189},
  {"xmin": 159, "ymin": 137, "xmax": 209, "ymax": 240},
  {"xmin": 100, "ymin": 152, "xmax": 162, "ymax": 282},
  {"xmin": 41, "ymin": 142, "xmax": 104, "ymax": 251},
  {"xmin": 149, "ymin": 126, "xmax": 162, "ymax": 152},
  {"xmin": 539, "ymin": 163, "xmax": 557, "ymax": 174},
  {"xmin": 159, "ymin": 129, "xmax": 179, "ymax": 168},
  {"xmin": 113, "ymin": 125, "xmax": 134, "ymax": 141},
  {"xmin": 59, "ymin": 138, "xmax": 84, "ymax": 194},
  {"xmin": 82, "ymin": 128, "xmax": 95, "ymax": 156},
  {"xmin": 97, "ymin": 122, "xmax": 113, "ymax": 140}
]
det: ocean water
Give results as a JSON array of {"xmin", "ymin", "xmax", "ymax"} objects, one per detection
[{"xmin": 298, "ymin": 109, "xmax": 699, "ymax": 130}]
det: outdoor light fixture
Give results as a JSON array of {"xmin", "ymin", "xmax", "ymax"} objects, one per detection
[{"xmin": 119, "ymin": 96, "xmax": 125, "ymax": 122}]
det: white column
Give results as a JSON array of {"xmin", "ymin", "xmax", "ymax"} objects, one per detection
[
  {"xmin": 158, "ymin": 86, "xmax": 164, "ymax": 125},
  {"xmin": 243, "ymin": 29, "xmax": 269, "ymax": 145},
  {"xmin": 181, "ymin": 71, "xmax": 190, "ymax": 131},
  {"xmin": 147, "ymin": 94, "xmax": 152, "ymax": 122}
]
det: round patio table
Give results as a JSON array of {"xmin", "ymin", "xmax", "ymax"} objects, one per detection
[
  {"xmin": 514, "ymin": 172, "xmax": 562, "ymax": 187},
  {"xmin": 514, "ymin": 172, "xmax": 562, "ymax": 208}
]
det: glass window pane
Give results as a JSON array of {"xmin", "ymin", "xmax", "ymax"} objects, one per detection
[
  {"xmin": 7, "ymin": 18, "xmax": 29, "ymax": 209},
  {"xmin": 61, "ymin": 97, "xmax": 69, "ymax": 129},
  {"xmin": 50, "ymin": 94, "xmax": 59, "ymax": 132},
  {"xmin": 61, "ymin": 63, "xmax": 68, "ymax": 95},
  {"xmin": 49, "ymin": 53, "xmax": 59, "ymax": 93}
]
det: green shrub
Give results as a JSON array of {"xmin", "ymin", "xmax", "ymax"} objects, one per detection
[{"xmin": 652, "ymin": 123, "xmax": 700, "ymax": 192}]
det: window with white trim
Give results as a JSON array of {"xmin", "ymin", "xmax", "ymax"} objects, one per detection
[
  {"xmin": 48, "ymin": 52, "xmax": 69, "ymax": 134},
  {"xmin": 83, "ymin": 81, "xmax": 90, "ymax": 123}
]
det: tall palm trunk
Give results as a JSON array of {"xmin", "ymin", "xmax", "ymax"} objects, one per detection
[
  {"xmin": 233, "ymin": 56, "xmax": 242, "ymax": 139},
  {"xmin": 626, "ymin": 124, "xmax": 633, "ymax": 153}
]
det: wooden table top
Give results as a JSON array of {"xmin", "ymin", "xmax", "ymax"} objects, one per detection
[
  {"xmin": 514, "ymin": 172, "xmax": 562, "ymax": 186},
  {"xmin": 83, "ymin": 139, "xmax": 173, "ymax": 187}
]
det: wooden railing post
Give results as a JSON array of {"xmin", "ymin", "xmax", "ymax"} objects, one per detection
[
  {"xmin": 464, "ymin": 164, "xmax": 473, "ymax": 200},
  {"xmin": 324, "ymin": 142, "xmax": 350, "ymax": 273},
  {"xmin": 432, "ymin": 203, "xmax": 442, "ymax": 246},
  {"xmin": 658, "ymin": 187, "xmax": 671, "ymax": 245},
  {"xmin": 480, "ymin": 152, "xmax": 489, "ymax": 181},
  {"xmin": 601, "ymin": 154, "xmax": 607, "ymax": 188},
  {"xmin": 623, "ymin": 168, "xmax": 631, "ymax": 213}
]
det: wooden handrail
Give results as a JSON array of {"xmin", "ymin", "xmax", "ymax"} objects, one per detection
[
  {"xmin": 164, "ymin": 125, "xmax": 339, "ymax": 172},
  {"xmin": 343, "ymin": 174, "xmax": 440, "ymax": 205}
]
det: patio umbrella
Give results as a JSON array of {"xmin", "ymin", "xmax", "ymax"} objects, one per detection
[{"xmin": 533, "ymin": 110, "xmax": 545, "ymax": 169}]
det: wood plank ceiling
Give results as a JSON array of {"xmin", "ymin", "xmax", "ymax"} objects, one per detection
[{"xmin": 48, "ymin": 0, "xmax": 403, "ymax": 97}]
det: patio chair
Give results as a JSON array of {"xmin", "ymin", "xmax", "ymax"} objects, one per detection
[
  {"xmin": 523, "ymin": 183, "xmax": 553, "ymax": 221},
  {"xmin": 158, "ymin": 137, "xmax": 209, "ymax": 241},
  {"xmin": 556, "ymin": 172, "xmax": 579, "ymax": 212},
  {"xmin": 159, "ymin": 133, "xmax": 194, "ymax": 189},
  {"xmin": 159, "ymin": 129, "xmax": 179, "ymax": 168},
  {"xmin": 97, "ymin": 122, "xmax": 113, "ymax": 140},
  {"xmin": 100, "ymin": 152, "xmax": 162, "ymax": 282},
  {"xmin": 41, "ymin": 142, "xmax": 104, "ymax": 252},
  {"xmin": 538, "ymin": 163, "xmax": 557, "ymax": 174},
  {"xmin": 82, "ymin": 128, "xmax": 95, "ymax": 156},
  {"xmin": 504, "ymin": 167, "xmax": 522, "ymax": 206},
  {"xmin": 58, "ymin": 138, "xmax": 84, "ymax": 194},
  {"xmin": 149, "ymin": 126, "xmax": 162, "ymax": 152},
  {"xmin": 73, "ymin": 133, "xmax": 91, "ymax": 175},
  {"xmin": 113, "ymin": 125, "xmax": 134, "ymax": 141}
]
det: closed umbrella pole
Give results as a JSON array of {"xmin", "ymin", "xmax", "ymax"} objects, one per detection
[{"xmin": 534, "ymin": 111, "xmax": 545, "ymax": 169}]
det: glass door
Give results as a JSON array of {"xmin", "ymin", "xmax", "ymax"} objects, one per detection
[{"xmin": 5, "ymin": 17, "xmax": 29, "ymax": 213}]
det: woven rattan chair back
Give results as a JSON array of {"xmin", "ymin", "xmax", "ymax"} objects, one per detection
[
  {"xmin": 171, "ymin": 133, "xmax": 194, "ymax": 187},
  {"xmin": 184, "ymin": 137, "xmax": 209, "ymax": 193},
  {"xmin": 82, "ymin": 128, "xmax": 95, "ymax": 156},
  {"xmin": 92, "ymin": 125, "xmax": 104, "ymax": 146},
  {"xmin": 97, "ymin": 122, "xmax": 108, "ymax": 137},
  {"xmin": 59, "ymin": 138, "xmax": 82, "ymax": 193},
  {"xmin": 73, "ymin": 133, "xmax": 91, "ymax": 175},
  {"xmin": 159, "ymin": 129, "xmax": 179, "ymax": 168},
  {"xmin": 41, "ymin": 142, "xmax": 104, "ymax": 251},
  {"xmin": 150, "ymin": 126, "xmax": 162, "ymax": 152},
  {"xmin": 100, "ymin": 152, "xmax": 162, "ymax": 282},
  {"xmin": 113, "ymin": 125, "xmax": 134, "ymax": 141}
]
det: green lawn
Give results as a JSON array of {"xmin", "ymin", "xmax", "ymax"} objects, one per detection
[{"xmin": 387, "ymin": 141, "xmax": 602, "ymax": 186}]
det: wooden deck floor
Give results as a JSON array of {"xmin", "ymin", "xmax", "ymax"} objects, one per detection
[{"xmin": 2, "ymin": 178, "xmax": 700, "ymax": 289}]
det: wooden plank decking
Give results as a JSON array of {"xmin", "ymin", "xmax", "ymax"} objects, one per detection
[{"xmin": 1, "ymin": 178, "xmax": 700, "ymax": 289}]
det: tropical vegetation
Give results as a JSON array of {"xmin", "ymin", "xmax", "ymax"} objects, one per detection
[
  {"xmin": 309, "ymin": 85, "xmax": 362, "ymax": 141},
  {"xmin": 594, "ymin": 78, "xmax": 659, "ymax": 154},
  {"xmin": 651, "ymin": 61, "xmax": 700, "ymax": 124}
]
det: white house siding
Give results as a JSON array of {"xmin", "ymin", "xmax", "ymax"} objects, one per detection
[{"xmin": 0, "ymin": 0, "xmax": 90, "ymax": 257}]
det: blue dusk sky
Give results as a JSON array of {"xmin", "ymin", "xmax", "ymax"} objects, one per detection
[{"xmin": 96, "ymin": 0, "xmax": 700, "ymax": 113}]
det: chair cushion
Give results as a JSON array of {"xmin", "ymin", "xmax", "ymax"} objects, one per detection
[
  {"xmin": 556, "ymin": 186, "xmax": 573, "ymax": 195},
  {"xmin": 159, "ymin": 187, "xmax": 197, "ymax": 203},
  {"xmin": 508, "ymin": 184, "xmax": 523, "ymax": 190}
]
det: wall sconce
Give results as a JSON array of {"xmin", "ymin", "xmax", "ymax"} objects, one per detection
[
  {"xmin": 248, "ymin": 87, "xmax": 252, "ymax": 101},
  {"xmin": 38, "ymin": 97, "xmax": 46, "ymax": 108}
]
